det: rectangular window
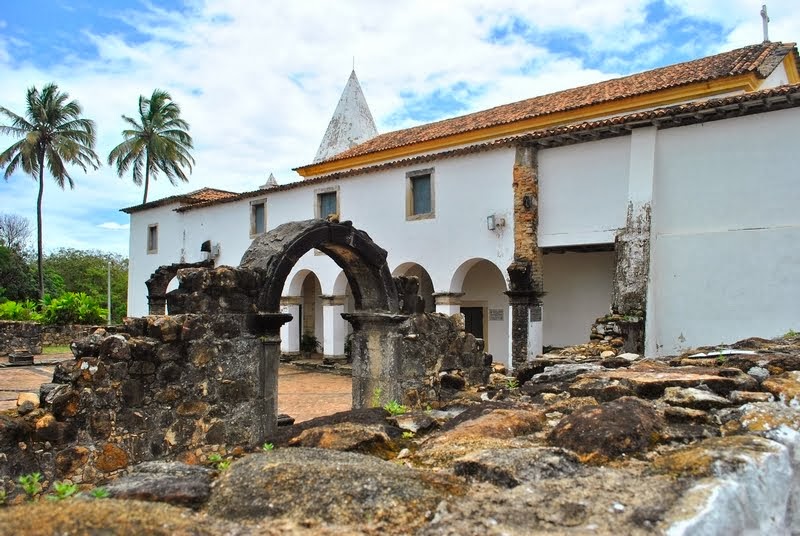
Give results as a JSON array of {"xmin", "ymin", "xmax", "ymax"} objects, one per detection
[
  {"xmin": 250, "ymin": 200, "xmax": 266, "ymax": 236},
  {"xmin": 318, "ymin": 191, "xmax": 338, "ymax": 219},
  {"xmin": 147, "ymin": 224, "xmax": 158, "ymax": 254},
  {"xmin": 406, "ymin": 168, "xmax": 435, "ymax": 219}
]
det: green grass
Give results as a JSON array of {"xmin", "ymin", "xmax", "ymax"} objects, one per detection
[{"xmin": 42, "ymin": 345, "xmax": 71, "ymax": 355}]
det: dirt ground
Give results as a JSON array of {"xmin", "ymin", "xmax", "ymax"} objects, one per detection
[{"xmin": 0, "ymin": 354, "xmax": 352, "ymax": 422}]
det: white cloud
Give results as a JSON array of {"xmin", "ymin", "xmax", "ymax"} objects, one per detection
[
  {"xmin": 98, "ymin": 222, "xmax": 130, "ymax": 230},
  {"xmin": 0, "ymin": 0, "xmax": 798, "ymax": 258}
]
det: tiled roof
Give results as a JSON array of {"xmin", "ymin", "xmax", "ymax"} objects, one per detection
[
  {"xmin": 120, "ymin": 187, "xmax": 237, "ymax": 214},
  {"xmin": 172, "ymin": 82, "xmax": 800, "ymax": 214},
  {"xmin": 299, "ymin": 42, "xmax": 796, "ymax": 169}
]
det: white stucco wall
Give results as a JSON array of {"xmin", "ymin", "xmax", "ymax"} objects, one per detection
[
  {"xmin": 538, "ymin": 136, "xmax": 630, "ymax": 247},
  {"xmin": 647, "ymin": 108, "xmax": 800, "ymax": 354},
  {"xmin": 542, "ymin": 251, "xmax": 615, "ymax": 347}
]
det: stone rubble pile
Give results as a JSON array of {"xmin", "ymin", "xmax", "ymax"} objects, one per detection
[{"xmin": 1, "ymin": 333, "xmax": 800, "ymax": 535}]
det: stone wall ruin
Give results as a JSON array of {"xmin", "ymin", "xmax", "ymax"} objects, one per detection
[{"xmin": 0, "ymin": 219, "xmax": 491, "ymax": 485}]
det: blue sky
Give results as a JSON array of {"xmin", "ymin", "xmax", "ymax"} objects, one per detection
[{"xmin": 0, "ymin": 0, "xmax": 798, "ymax": 255}]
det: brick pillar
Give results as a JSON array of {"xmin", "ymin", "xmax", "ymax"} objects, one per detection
[{"xmin": 506, "ymin": 145, "xmax": 544, "ymax": 369}]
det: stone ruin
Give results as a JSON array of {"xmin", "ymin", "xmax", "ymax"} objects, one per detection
[{"xmin": 0, "ymin": 219, "xmax": 490, "ymax": 484}]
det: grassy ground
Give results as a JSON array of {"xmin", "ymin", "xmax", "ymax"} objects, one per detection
[{"xmin": 42, "ymin": 345, "xmax": 71, "ymax": 355}]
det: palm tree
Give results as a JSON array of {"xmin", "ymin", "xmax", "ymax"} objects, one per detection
[
  {"xmin": 108, "ymin": 89, "xmax": 194, "ymax": 204},
  {"xmin": 0, "ymin": 83, "xmax": 100, "ymax": 299}
]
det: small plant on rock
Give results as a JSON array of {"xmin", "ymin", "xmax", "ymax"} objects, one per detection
[
  {"xmin": 0, "ymin": 489, "xmax": 6, "ymax": 506},
  {"xmin": 383, "ymin": 400, "xmax": 408, "ymax": 416},
  {"xmin": 208, "ymin": 453, "xmax": 231, "ymax": 471},
  {"xmin": 262, "ymin": 442, "xmax": 275, "ymax": 452},
  {"xmin": 402, "ymin": 431, "xmax": 415, "ymax": 439},
  {"xmin": 784, "ymin": 329, "xmax": 799, "ymax": 339},
  {"xmin": 371, "ymin": 387, "xmax": 383, "ymax": 408},
  {"xmin": 506, "ymin": 377, "xmax": 520, "ymax": 390},
  {"xmin": 89, "ymin": 487, "xmax": 110, "ymax": 499},
  {"xmin": 18, "ymin": 472, "xmax": 42, "ymax": 500},
  {"xmin": 47, "ymin": 481, "xmax": 78, "ymax": 501}
]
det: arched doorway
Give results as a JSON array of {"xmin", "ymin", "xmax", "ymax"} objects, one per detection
[
  {"xmin": 450, "ymin": 258, "xmax": 510, "ymax": 365},
  {"xmin": 392, "ymin": 262, "xmax": 435, "ymax": 313}
]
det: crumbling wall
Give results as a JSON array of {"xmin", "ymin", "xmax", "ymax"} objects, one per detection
[
  {"xmin": 0, "ymin": 321, "xmax": 42, "ymax": 356},
  {"xmin": 41, "ymin": 324, "xmax": 93, "ymax": 346}
]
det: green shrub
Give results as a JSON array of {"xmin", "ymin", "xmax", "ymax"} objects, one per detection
[
  {"xmin": 383, "ymin": 400, "xmax": 408, "ymax": 416},
  {"xmin": 89, "ymin": 487, "xmax": 110, "ymax": 499},
  {"xmin": 0, "ymin": 300, "xmax": 41, "ymax": 322},
  {"xmin": 47, "ymin": 481, "xmax": 78, "ymax": 501},
  {"xmin": 18, "ymin": 472, "xmax": 42, "ymax": 499},
  {"xmin": 299, "ymin": 333, "xmax": 321, "ymax": 354},
  {"xmin": 40, "ymin": 292, "xmax": 106, "ymax": 325}
]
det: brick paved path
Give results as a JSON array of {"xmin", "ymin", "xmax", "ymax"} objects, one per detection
[{"xmin": 0, "ymin": 355, "xmax": 352, "ymax": 422}]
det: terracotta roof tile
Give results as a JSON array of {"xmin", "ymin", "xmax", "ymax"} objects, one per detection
[
  {"xmin": 120, "ymin": 187, "xmax": 237, "ymax": 213},
  {"xmin": 302, "ymin": 42, "xmax": 796, "ymax": 168}
]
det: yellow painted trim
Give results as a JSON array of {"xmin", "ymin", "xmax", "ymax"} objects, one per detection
[
  {"xmin": 784, "ymin": 54, "xmax": 800, "ymax": 85},
  {"xmin": 297, "ymin": 74, "xmax": 760, "ymax": 177}
]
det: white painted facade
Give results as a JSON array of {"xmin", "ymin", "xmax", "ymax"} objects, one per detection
[{"xmin": 125, "ymin": 47, "xmax": 800, "ymax": 363}]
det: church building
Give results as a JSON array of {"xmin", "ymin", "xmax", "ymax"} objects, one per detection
[{"xmin": 123, "ymin": 41, "xmax": 800, "ymax": 369}]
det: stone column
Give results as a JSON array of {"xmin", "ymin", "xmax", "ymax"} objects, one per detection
[
  {"xmin": 433, "ymin": 292, "xmax": 464, "ymax": 316},
  {"xmin": 279, "ymin": 296, "xmax": 302, "ymax": 354},
  {"xmin": 321, "ymin": 295, "xmax": 347, "ymax": 359},
  {"xmin": 342, "ymin": 312, "xmax": 409, "ymax": 408},
  {"xmin": 612, "ymin": 127, "xmax": 656, "ymax": 353},
  {"xmin": 147, "ymin": 294, "xmax": 167, "ymax": 315},
  {"xmin": 246, "ymin": 312, "xmax": 293, "ymax": 443},
  {"xmin": 507, "ymin": 145, "xmax": 545, "ymax": 370}
]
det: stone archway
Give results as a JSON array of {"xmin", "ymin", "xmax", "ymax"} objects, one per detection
[
  {"xmin": 240, "ymin": 219, "xmax": 398, "ymax": 314},
  {"xmin": 145, "ymin": 259, "xmax": 213, "ymax": 314},
  {"xmin": 237, "ymin": 219, "xmax": 404, "ymax": 424}
]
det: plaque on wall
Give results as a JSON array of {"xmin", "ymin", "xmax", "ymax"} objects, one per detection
[
  {"xmin": 489, "ymin": 308, "xmax": 504, "ymax": 321},
  {"xmin": 530, "ymin": 306, "xmax": 543, "ymax": 322}
]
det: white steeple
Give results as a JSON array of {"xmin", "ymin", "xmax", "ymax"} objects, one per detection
[
  {"xmin": 313, "ymin": 70, "xmax": 378, "ymax": 163},
  {"xmin": 260, "ymin": 172, "xmax": 278, "ymax": 189}
]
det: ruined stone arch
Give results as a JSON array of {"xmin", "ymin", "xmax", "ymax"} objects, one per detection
[
  {"xmin": 239, "ymin": 219, "xmax": 398, "ymax": 315},
  {"xmin": 145, "ymin": 259, "xmax": 213, "ymax": 314}
]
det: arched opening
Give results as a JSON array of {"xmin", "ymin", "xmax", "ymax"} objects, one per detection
[
  {"xmin": 238, "ymin": 219, "xmax": 400, "ymax": 427},
  {"xmin": 299, "ymin": 272, "xmax": 323, "ymax": 354},
  {"xmin": 451, "ymin": 258, "xmax": 510, "ymax": 365},
  {"xmin": 392, "ymin": 262, "xmax": 435, "ymax": 313},
  {"xmin": 145, "ymin": 260, "xmax": 213, "ymax": 314}
]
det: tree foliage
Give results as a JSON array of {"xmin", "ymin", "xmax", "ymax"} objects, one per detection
[
  {"xmin": 0, "ymin": 213, "xmax": 32, "ymax": 253},
  {"xmin": 0, "ymin": 245, "xmax": 36, "ymax": 301},
  {"xmin": 43, "ymin": 248, "xmax": 128, "ymax": 323},
  {"xmin": 0, "ymin": 83, "xmax": 100, "ymax": 299},
  {"xmin": 108, "ymin": 89, "xmax": 194, "ymax": 204}
]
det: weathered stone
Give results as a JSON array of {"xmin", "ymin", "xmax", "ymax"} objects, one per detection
[
  {"xmin": 95, "ymin": 442, "xmax": 129, "ymax": 472},
  {"xmin": 176, "ymin": 400, "xmax": 208, "ymax": 417},
  {"xmin": 0, "ymin": 500, "xmax": 244, "ymax": 535},
  {"xmin": 105, "ymin": 461, "xmax": 213, "ymax": 508},
  {"xmin": 287, "ymin": 422, "xmax": 397, "ymax": 458},
  {"xmin": 719, "ymin": 401, "xmax": 800, "ymax": 437},
  {"xmin": 729, "ymin": 390, "xmax": 774, "ymax": 404},
  {"xmin": 99, "ymin": 334, "xmax": 131, "ymax": 361},
  {"xmin": 389, "ymin": 413, "xmax": 437, "ymax": 434},
  {"xmin": 531, "ymin": 363, "xmax": 603, "ymax": 384},
  {"xmin": 454, "ymin": 447, "xmax": 581, "ymax": 488},
  {"xmin": 55, "ymin": 446, "xmax": 89, "ymax": 475},
  {"xmin": 762, "ymin": 371, "xmax": 800, "ymax": 404},
  {"xmin": 662, "ymin": 386, "xmax": 733, "ymax": 410},
  {"xmin": 664, "ymin": 406, "xmax": 710, "ymax": 424},
  {"xmin": 600, "ymin": 350, "xmax": 615, "ymax": 358},
  {"xmin": 16, "ymin": 392, "xmax": 39, "ymax": 409},
  {"xmin": 207, "ymin": 449, "xmax": 463, "ymax": 529},
  {"xmin": 549, "ymin": 397, "xmax": 664, "ymax": 460},
  {"xmin": 567, "ymin": 375, "xmax": 636, "ymax": 401},
  {"xmin": 439, "ymin": 372, "xmax": 466, "ymax": 390}
]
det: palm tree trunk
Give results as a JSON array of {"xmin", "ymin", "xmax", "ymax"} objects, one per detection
[
  {"xmin": 36, "ymin": 160, "xmax": 45, "ymax": 300},
  {"xmin": 142, "ymin": 153, "xmax": 151, "ymax": 204}
]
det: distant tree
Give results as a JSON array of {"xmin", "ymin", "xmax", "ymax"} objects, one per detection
[
  {"xmin": 108, "ymin": 89, "xmax": 195, "ymax": 204},
  {"xmin": 0, "ymin": 213, "xmax": 32, "ymax": 253},
  {"xmin": 0, "ymin": 83, "xmax": 100, "ymax": 299},
  {"xmin": 43, "ymin": 248, "xmax": 128, "ymax": 323},
  {"xmin": 0, "ymin": 245, "xmax": 36, "ymax": 301}
]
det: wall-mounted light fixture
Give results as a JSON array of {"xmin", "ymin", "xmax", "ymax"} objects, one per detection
[{"xmin": 487, "ymin": 215, "xmax": 506, "ymax": 231}]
